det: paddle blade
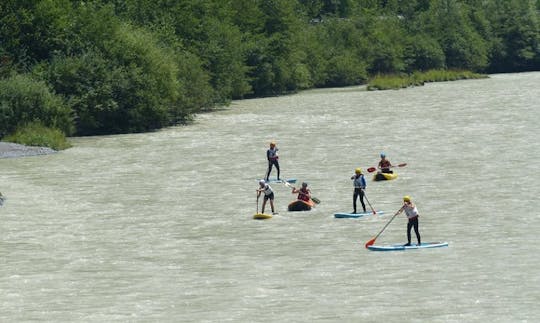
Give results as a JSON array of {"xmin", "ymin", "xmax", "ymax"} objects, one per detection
[
  {"xmin": 311, "ymin": 197, "xmax": 321, "ymax": 204},
  {"xmin": 367, "ymin": 167, "xmax": 377, "ymax": 173},
  {"xmin": 398, "ymin": 163, "xmax": 407, "ymax": 167},
  {"xmin": 365, "ymin": 238, "xmax": 376, "ymax": 248}
]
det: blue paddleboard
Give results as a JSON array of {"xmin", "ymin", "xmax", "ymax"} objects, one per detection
[
  {"xmin": 334, "ymin": 211, "xmax": 384, "ymax": 218},
  {"xmin": 367, "ymin": 241, "xmax": 449, "ymax": 251},
  {"xmin": 259, "ymin": 178, "xmax": 296, "ymax": 184}
]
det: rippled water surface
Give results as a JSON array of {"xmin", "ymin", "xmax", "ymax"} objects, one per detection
[{"xmin": 1, "ymin": 72, "xmax": 539, "ymax": 322}]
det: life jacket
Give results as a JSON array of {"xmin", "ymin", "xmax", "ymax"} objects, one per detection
[
  {"xmin": 404, "ymin": 204, "xmax": 419, "ymax": 219},
  {"xmin": 297, "ymin": 188, "xmax": 310, "ymax": 201},
  {"xmin": 353, "ymin": 174, "xmax": 366, "ymax": 188},
  {"xmin": 267, "ymin": 148, "xmax": 279, "ymax": 161},
  {"xmin": 262, "ymin": 184, "xmax": 273, "ymax": 196},
  {"xmin": 379, "ymin": 159, "xmax": 391, "ymax": 169}
]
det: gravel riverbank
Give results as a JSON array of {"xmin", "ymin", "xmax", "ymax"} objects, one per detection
[{"xmin": 0, "ymin": 142, "xmax": 57, "ymax": 159}]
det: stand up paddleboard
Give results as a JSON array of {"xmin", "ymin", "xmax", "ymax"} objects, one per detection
[
  {"xmin": 258, "ymin": 178, "xmax": 297, "ymax": 184},
  {"xmin": 253, "ymin": 213, "xmax": 273, "ymax": 220},
  {"xmin": 334, "ymin": 211, "xmax": 384, "ymax": 218},
  {"xmin": 367, "ymin": 241, "xmax": 448, "ymax": 251}
]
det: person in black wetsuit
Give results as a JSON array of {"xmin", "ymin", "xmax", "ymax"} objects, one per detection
[
  {"xmin": 351, "ymin": 168, "xmax": 366, "ymax": 213},
  {"xmin": 265, "ymin": 141, "xmax": 280, "ymax": 181}
]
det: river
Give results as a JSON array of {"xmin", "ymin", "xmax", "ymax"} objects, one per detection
[{"xmin": 1, "ymin": 72, "xmax": 538, "ymax": 322}]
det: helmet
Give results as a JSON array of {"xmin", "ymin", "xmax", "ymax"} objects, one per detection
[
  {"xmin": 259, "ymin": 180, "xmax": 266, "ymax": 185},
  {"xmin": 302, "ymin": 182, "xmax": 308, "ymax": 187},
  {"xmin": 380, "ymin": 152, "xmax": 386, "ymax": 158},
  {"xmin": 355, "ymin": 168, "xmax": 362, "ymax": 174},
  {"xmin": 403, "ymin": 196, "xmax": 411, "ymax": 202}
]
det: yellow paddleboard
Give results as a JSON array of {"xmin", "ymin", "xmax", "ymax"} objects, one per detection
[{"xmin": 253, "ymin": 213, "xmax": 273, "ymax": 219}]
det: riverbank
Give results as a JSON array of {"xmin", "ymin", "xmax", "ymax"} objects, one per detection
[
  {"xmin": 0, "ymin": 142, "xmax": 57, "ymax": 159},
  {"xmin": 367, "ymin": 69, "xmax": 488, "ymax": 90}
]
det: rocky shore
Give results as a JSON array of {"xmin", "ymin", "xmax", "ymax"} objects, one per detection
[{"xmin": 0, "ymin": 142, "xmax": 57, "ymax": 159}]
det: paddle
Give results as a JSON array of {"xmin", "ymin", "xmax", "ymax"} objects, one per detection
[
  {"xmin": 367, "ymin": 163, "xmax": 407, "ymax": 173},
  {"xmin": 364, "ymin": 206, "xmax": 405, "ymax": 248},
  {"xmin": 362, "ymin": 190, "xmax": 377, "ymax": 214},
  {"xmin": 284, "ymin": 182, "xmax": 320, "ymax": 204},
  {"xmin": 256, "ymin": 192, "xmax": 259, "ymax": 214}
]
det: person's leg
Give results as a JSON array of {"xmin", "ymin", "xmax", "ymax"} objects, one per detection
[
  {"xmin": 275, "ymin": 161, "xmax": 280, "ymax": 180},
  {"xmin": 406, "ymin": 221, "xmax": 412, "ymax": 246},
  {"xmin": 413, "ymin": 218, "xmax": 421, "ymax": 245},
  {"xmin": 270, "ymin": 199, "xmax": 275, "ymax": 213},
  {"xmin": 360, "ymin": 190, "xmax": 366, "ymax": 213},
  {"xmin": 352, "ymin": 190, "xmax": 359, "ymax": 213},
  {"xmin": 261, "ymin": 198, "xmax": 267, "ymax": 213},
  {"xmin": 265, "ymin": 162, "xmax": 273, "ymax": 181}
]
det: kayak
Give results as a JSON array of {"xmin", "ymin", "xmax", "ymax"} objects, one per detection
[
  {"xmin": 259, "ymin": 178, "xmax": 297, "ymax": 184},
  {"xmin": 288, "ymin": 199, "xmax": 315, "ymax": 211},
  {"xmin": 253, "ymin": 213, "xmax": 273, "ymax": 220},
  {"xmin": 367, "ymin": 241, "xmax": 449, "ymax": 251},
  {"xmin": 373, "ymin": 172, "xmax": 398, "ymax": 181},
  {"xmin": 334, "ymin": 211, "xmax": 384, "ymax": 218}
]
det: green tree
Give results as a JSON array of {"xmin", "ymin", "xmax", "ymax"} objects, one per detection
[
  {"xmin": 0, "ymin": 73, "xmax": 73, "ymax": 137},
  {"xmin": 485, "ymin": 0, "xmax": 540, "ymax": 72}
]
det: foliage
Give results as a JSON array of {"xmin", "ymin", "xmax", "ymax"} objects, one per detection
[
  {"xmin": 0, "ymin": 73, "xmax": 73, "ymax": 137},
  {"xmin": 0, "ymin": 0, "xmax": 539, "ymax": 137},
  {"xmin": 3, "ymin": 121, "xmax": 71, "ymax": 150},
  {"xmin": 367, "ymin": 69, "xmax": 488, "ymax": 90}
]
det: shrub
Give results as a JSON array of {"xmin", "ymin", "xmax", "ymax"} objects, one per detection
[
  {"xmin": 0, "ymin": 73, "xmax": 74, "ymax": 137},
  {"xmin": 3, "ymin": 121, "xmax": 71, "ymax": 150}
]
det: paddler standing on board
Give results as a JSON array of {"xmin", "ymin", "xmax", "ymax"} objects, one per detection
[
  {"xmin": 397, "ymin": 196, "xmax": 421, "ymax": 246},
  {"xmin": 257, "ymin": 180, "xmax": 277, "ymax": 215},
  {"xmin": 351, "ymin": 168, "xmax": 366, "ymax": 213},
  {"xmin": 265, "ymin": 141, "xmax": 280, "ymax": 181},
  {"xmin": 378, "ymin": 152, "xmax": 393, "ymax": 174}
]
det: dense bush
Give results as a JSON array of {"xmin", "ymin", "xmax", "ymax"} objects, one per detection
[{"xmin": 0, "ymin": 74, "xmax": 73, "ymax": 137}]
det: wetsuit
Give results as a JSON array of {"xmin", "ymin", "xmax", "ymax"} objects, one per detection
[
  {"xmin": 266, "ymin": 147, "xmax": 280, "ymax": 181},
  {"xmin": 352, "ymin": 174, "xmax": 366, "ymax": 213}
]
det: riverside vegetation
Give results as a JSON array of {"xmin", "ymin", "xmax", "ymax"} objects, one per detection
[{"xmin": 1, "ymin": 0, "xmax": 539, "ymax": 149}]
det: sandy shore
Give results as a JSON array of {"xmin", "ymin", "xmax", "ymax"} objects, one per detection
[{"xmin": 0, "ymin": 142, "xmax": 57, "ymax": 159}]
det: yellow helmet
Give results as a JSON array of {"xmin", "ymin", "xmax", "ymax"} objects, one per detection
[
  {"xmin": 403, "ymin": 196, "xmax": 411, "ymax": 202},
  {"xmin": 355, "ymin": 168, "xmax": 362, "ymax": 174}
]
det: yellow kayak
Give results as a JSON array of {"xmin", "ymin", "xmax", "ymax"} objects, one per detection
[
  {"xmin": 373, "ymin": 172, "xmax": 398, "ymax": 181},
  {"xmin": 253, "ymin": 213, "xmax": 273, "ymax": 220}
]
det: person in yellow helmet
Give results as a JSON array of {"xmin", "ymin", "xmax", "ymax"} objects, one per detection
[
  {"xmin": 350, "ymin": 168, "xmax": 367, "ymax": 213},
  {"xmin": 265, "ymin": 141, "xmax": 280, "ymax": 181},
  {"xmin": 397, "ymin": 195, "xmax": 421, "ymax": 246}
]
